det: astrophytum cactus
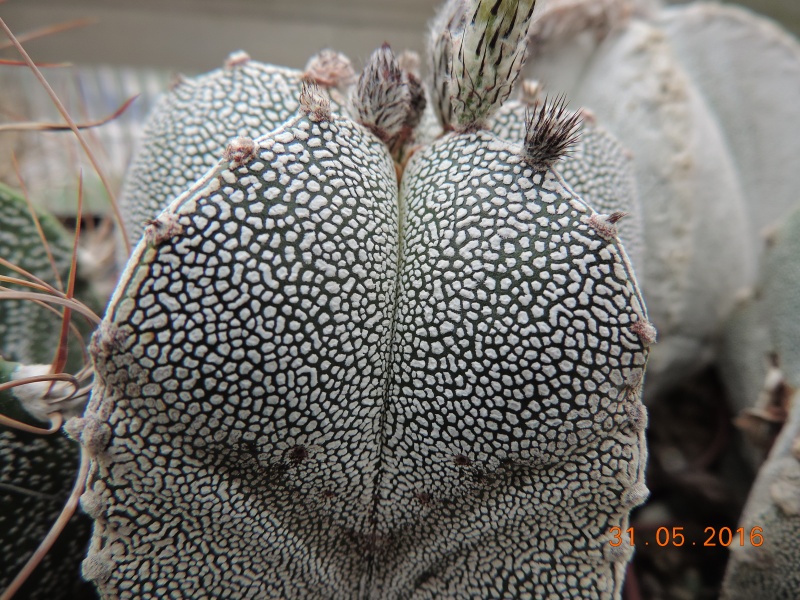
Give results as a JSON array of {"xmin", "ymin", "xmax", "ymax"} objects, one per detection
[
  {"xmin": 719, "ymin": 205, "xmax": 800, "ymax": 598},
  {"xmin": 67, "ymin": 0, "xmax": 654, "ymax": 597},
  {"xmin": 0, "ymin": 411, "xmax": 95, "ymax": 600},
  {"xmin": 490, "ymin": 90, "xmax": 643, "ymax": 269},
  {"xmin": 0, "ymin": 181, "xmax": 73, "ymax": 365},
  {"xmin": 0, "ymin": 183, "xmax": 95, "ymax": 598}
]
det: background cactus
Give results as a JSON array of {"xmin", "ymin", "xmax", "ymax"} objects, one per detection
[
  {"xmin": 718, "ymin": 206, "xmax": 800, "ymax": 598},
  {"xmin": 0, "ymin": 183, "xmax": 96, "ymax": 599},
  {"xmin": 0, "ymin": 182, "xmax": 74, "ymax": 365},
  {"xmin": 525, "ymin": 0, "xmax": 800, "ymax": 399}
]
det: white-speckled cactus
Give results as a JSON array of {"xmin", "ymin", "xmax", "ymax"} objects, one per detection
[
  {"xmin": 0, "ymin": 182, "xmax": 73, "ymax": 365},
  {"xmin": 118, "ymin": 49, "xmax": 353, "ymax": 244},
  {"xmin": 523, "ymin": 2, "xmax": 800, "ymax": 596},
  {"xmin": 68, "ymin": 0, "xmax": 654, "ymax": 597},
  {"xmin": 0, "ymin": 183, "xmax": 96, "ymax": 599}
]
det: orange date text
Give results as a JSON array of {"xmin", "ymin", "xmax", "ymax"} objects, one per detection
[{"xmin": 609, "ymin": 526, "xmax": 764, "ymax": 548}]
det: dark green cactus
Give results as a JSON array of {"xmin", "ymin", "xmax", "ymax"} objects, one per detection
[
  {"xmin": 0, "ymin": 186, "xmax": 96, "ymax": 600},
  {"xmin": 118, "ymin": 50, "xmax": 353, "ymax": 244},
  {"xmin": 70, "ymin": 1, "xmax": 652, "ymax": 597},
  {"xmin": 10, "ymin": 0, "xmax": 800, "ymax": 598},
  {"xmin": 0, "ymin": 182, "xmax": 72, "ymax": 365}
]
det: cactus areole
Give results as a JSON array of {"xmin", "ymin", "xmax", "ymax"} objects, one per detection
[{"xmin": 78, "ymin": 1, "xmax": 652, "ymax": 598}]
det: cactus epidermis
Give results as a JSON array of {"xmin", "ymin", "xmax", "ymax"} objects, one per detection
[
  {"xmin": 83, "ymin": 111, "xmax": 650, "ymax": 598},
  {"xmin": 75, "ymin": 1, "xmax": 652, "ymax": 597}
]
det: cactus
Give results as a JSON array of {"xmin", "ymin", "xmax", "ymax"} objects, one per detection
[
  {"xmin": 64, "ymin": 1, "xmax": 654, "ymax": 597},
  {"xmin": 0, "ymin": 183, "xmax": 86, "ymax": 600},
  {"xmin": 524, "ymin": 1, "xmax": 800, "ymax": 596},
  {"xmin": 0, "ymin": 182, "xmax": 73, "ymax": 365},
  {"xmin": 0, "ymin": 185, "xmax": 96, "ymax": 598},
  {"xmin": 720, "ymin": 204, "xmax": 800, "ymax": 598},
  {"xmin": 0, "ymin": 417, "xmax": 95, "ymax": 600},
  {"xmin": 118, "ymin": 50, "xmax": 353, "ymax": 244},
  {"xmin": 491, "ymin": 92, "xmax": 643, "ymax": 269},
  {"xmin": 524, "ymin": 0, "xmax": 800, "ymax": 397}
]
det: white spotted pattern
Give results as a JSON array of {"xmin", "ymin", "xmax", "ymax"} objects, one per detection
[
  {"xmin": 492, "ymin": 101, "xmax": 644, "ymax": 269},
  {"xmin": 85, "ymin": 117, "xmax": 649, "ymax": 597},
  {"xmin": 119, "ymin": 60, "xmax": 331, "ymax": 245}
]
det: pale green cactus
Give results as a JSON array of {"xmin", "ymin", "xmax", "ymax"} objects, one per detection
[
  {"xmin": 524, "ymin": 0, "xmax": 800, "ymax": 400},
  {"xmin": 67, "ymin": 0, "xmax": 654, "ymax": 597},
  {"xmin": 720, "ymin": 204, "xmax": 800, "ymax": 598}
]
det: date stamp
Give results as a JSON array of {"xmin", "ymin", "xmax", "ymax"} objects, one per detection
[{"xmin": 609, "ymin": 526, "xmax": 764, "ymax": 548}]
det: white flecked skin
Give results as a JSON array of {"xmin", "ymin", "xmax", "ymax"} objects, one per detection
[
  {"xmin": 80, "ymin": 97, "xmax": 650, "ymax": 597},
  {"xmin": 0, "ymin": 182, "xmax": 72, "ymax": 365},
  {"xmin": 119, "ymin": 56, "xmax": 345, "ymax": 246},
  {"xmin": 491, "ymin": 100, "xmax": 644, "ymax": 270},
  {"xmin": 534, "ymin": 16, "xmax": 756, "ymax": 398}
]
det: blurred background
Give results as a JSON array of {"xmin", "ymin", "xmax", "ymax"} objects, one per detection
[{"xmin": 2, "ymin": 0, "xmax": 798, "ymax": 72}]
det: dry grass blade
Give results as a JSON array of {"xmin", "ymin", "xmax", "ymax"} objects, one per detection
[
  {"xmin": 0, "ymin": 257, "xmax": 59, "ymax": 296},
  {"xmin": 0, "ymin": 412, "xmax": 63, "ymax": 435},
  {"xmin": 0, "ymin": 274, "xmax": 56, "ymax": 295},
  {"xmin": 0, "ymin": 18, "xmax": 97, "ymax": 51},
  {"xmin": 0, "ymin": 291, "xmax": 101, "ymax": 324},
  {"xmin": 0, "ymin": 453, "xmax": 89, "ymax": 600},
  {"xmin": 51, "ymin": 173, "xmax": 83, "ymax": 376},
  {"xmin": 12, "ymin": 154, "xmax": 64, "ymax": 290},
  {"xmin": 0, "ymin": 372, "xmax": 79, "ymax": 398},
  {"xmin": 0, "ymin": 95, "xmax": 139, "ymax": 133},
  {"xmin": 0, "ymin": 58, "xmax": 70, "ymax": 67},
  {"xmin": 0, "ymin": 16, "xmax": 131, "ymax": 255}
]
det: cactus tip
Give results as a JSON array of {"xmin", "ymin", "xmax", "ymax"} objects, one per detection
[
  {"xmin": 303, "ymin": 49, "xmax": 356, "ymax": 88},
  {"xmin": 224, "ymin": 50, "xmax": 251, "ymax": 69},
  {"xmin": 351, "ymin": 43, "xmax": 424, "ymax": 147},
  {"xmin": 430, "ymin": 0, "xmax": 537, "ymax": 129},
  {"xmin": 299, "ymin": 81, "xmax": 332, "ymax": 122},
  {"xmin": 523, "ymin": 96, "xmax": 582, "ymax": 170},
  {"xmin": 587, "ymin": 213, "xmax": 621, "ymax": 241},
  {"xmin": 169, "ymin": 72, "xmax": 188, "ymax": 91}
]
